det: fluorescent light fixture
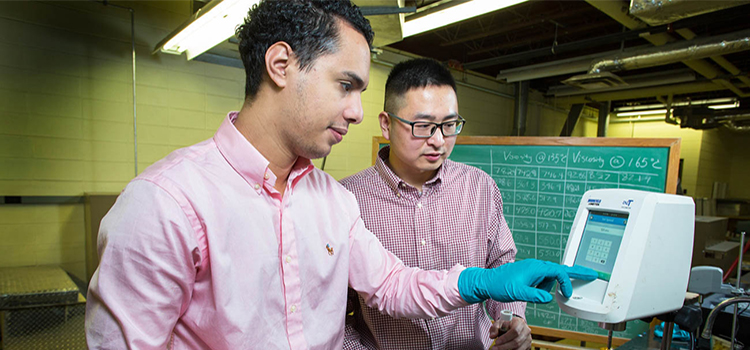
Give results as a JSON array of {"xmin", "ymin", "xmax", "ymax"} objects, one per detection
[
  {"xmin": 708, "ymin": 101, "xmax": 740, "ymax": 109},
  {"xmin": 616, "ymin": 109, "xmax": 669, "ymax": 117},
  {"xmin": 155, "ymin": 0, "xmax": 260, "ymax": 60},
  {"xmin": 613, "ymin": 98, "xmax": 737, "ymax": 112},
  {"xmin": 402, "ymin": 0, "xmax": 528, "ymax": 38}
]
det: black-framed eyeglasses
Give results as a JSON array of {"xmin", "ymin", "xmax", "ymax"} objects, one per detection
[{"xmin": 386, "ymin": 112, "xmax": 466, "ymax": 138}]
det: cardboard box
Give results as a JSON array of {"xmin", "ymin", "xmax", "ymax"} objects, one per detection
[{"xmin": 692, "ymin": 216, "xmax": 737, "ymax": 273}]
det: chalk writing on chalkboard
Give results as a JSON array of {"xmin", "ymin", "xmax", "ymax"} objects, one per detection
[{"xmin": 448, "ymin": 144, "xmax": 670, "ymax": 338}]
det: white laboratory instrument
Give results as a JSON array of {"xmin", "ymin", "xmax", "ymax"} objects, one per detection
[{"xmin": 556, "ymin": 189, "xmax": 695, "ymax": 324}]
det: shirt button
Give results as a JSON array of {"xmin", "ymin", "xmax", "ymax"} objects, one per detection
[
  {"xmin": 417, "ymin": 202, "xmax": 422, "ymax": 208},
  {"xmin": 285, "ymin": 256, "xmax": 292, "ymax": 263},
  {"xmin": 254, "ymin": 183, "xmax": 260, "ymax": 190},
  {"xmin": 421, "ymin": 239, "xmax": 426, "ymax": 246},
  {"xmin": 396, "ymin": 193, "xmax": 401, "ymax": 198},
  {"xmin": 264, "ymin": 173, "xmax": 269, "ymax": 180},
  {"xmin": 290, "ymin": 305, "xmax": 297, "ymax": 313}
]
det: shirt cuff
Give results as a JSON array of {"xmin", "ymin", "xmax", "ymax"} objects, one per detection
[{"xmin": 446, "ymin": 264, "xmax": 470, "ymax": 308}]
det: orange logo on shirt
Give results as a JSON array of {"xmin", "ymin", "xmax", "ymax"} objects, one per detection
[{"xmin": 326, "ymin": 243, "xmax": 334, "ymax": 256}]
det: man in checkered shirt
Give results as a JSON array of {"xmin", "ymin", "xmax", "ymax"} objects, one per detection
[{"xmin": 340, "ymin": 58, "xmax": 532, "ymax": 349}]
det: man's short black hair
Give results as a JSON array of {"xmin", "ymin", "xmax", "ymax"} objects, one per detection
[
  {"xmin": 236, "ymin": 0, "xmax": 373, "ymax": 100},
  {"xmin": 384, "ymin": 58, "xmax": 457, "ymax": 113}
]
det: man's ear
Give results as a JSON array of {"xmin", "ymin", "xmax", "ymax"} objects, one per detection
[
  {"xmin": 264, "ymin": 42, "xmax": 294, "ymax": 89},
  {"xmin": 378, "ymin": 111, "xmax": 391, "ymax": 140}
]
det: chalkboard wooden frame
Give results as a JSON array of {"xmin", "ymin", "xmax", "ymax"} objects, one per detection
[
  {"xmin": 372, "ymin": 136, "xmax": 681, "ymax": 194},
  {"xmin": 372, "ymin": 135, "xmax": 682, "ymax": 342}
]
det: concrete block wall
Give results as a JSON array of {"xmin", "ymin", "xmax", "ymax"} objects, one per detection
[
  {"xmin": 0, "ymin": 0, "xmax": 243, "ymax": 280},
  {"xmin": 695, "ymin": 128, "xmax": 734, "ymax": 198}
]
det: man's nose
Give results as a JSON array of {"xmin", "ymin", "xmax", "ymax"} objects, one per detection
[
  {"xmin": 426, "ymin": 126, "xmax": 445, "ymax": 147},
  {"xmin": 344, "ymin": 94, "xmax": 364, "ymax": 125}
]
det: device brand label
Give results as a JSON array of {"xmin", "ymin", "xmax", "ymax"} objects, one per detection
[
  {"xmin": 621, "ymin": 199, "xmax": 634, "ymax": 208},
  {"xmin": 587, "ymin": 199, "xmax": 601, "ymax": 206}
]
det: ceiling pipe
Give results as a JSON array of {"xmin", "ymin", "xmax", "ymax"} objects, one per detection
[
  {"xmin": 586, "ymin": 0, "xmax": 749, "ymax": 99},
  {"xmin": 589, "ymin": 29, "xmax": 750, "ymax": 74}
]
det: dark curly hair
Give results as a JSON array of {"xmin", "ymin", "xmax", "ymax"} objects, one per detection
[
  {"xmin": 236, "ymin": 0, "xmax": 374, "ymax": 100},
  {"xmin": 384, "ymin": 58, "xmax": 457, "ymax": 113}
]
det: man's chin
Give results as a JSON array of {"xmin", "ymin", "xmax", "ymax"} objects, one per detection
[
  {"xmin": 418, "ymin": 160, "xmax": 444, "ymax": 172},
  {"xmin": 302, "ymin": 145, "xmax": 333, "ymax": 160}
]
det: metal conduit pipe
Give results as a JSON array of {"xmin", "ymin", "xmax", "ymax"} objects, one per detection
[
  {"xmin": 96, "ymin": 0, "xmax": 138, "ymax": 176},
  {"xmin": 590, "ymin": 29, "xmax": 750, "ymax": 74}
]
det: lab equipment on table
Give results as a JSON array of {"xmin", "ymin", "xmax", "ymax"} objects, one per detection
[{"xmin": 556, "ymin": 189, "xmax": 695, "ymax": 348}]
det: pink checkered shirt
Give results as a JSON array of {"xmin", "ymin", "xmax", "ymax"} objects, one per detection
[{"xmin": 340, "ymin": 146, "xmax": 526, "ymax": 350}]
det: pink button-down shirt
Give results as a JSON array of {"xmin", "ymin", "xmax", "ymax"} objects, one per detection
[
  {"xmin": 340, "ymin": 147, "xmax": 525, "ymax": 349},
  {"xmin": 85, "ymin": 112, "xmax": 468, "ymax": 350}
]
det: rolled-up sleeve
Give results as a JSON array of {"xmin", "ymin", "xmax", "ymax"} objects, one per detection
[
  {"xmin": 85, "ymin": 180, "xmax": 200, "ymax": 349},
  {"xmin": 347, "ymin": 215, "xmax": 469, "ymax": 319}
]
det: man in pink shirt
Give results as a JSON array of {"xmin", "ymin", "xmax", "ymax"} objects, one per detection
[
  {"xmin": 341, "ymin": 58, "xmax": 531, "ymax": 350},
  {"xmin": 85, "ymin": 1, "xmax": 597, "ymax": 349}
]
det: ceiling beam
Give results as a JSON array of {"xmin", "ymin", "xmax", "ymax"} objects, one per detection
[
  {"xmin": 468, "ymin": 21, "xmax": 612, "ymax": 56},
  {"xmin": 439, "ymin": 6, "xmax": 592, "ymax": 47}
]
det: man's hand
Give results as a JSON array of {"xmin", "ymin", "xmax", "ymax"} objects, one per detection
[
  {"xmin": 489, "ymin": 317, "xmax": 531, "ymax": 350},
  {"xmin": 457, "ymin": 259, "xmax": 598, "ymax": 304}
]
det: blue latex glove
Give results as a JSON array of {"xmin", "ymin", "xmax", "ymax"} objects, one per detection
[
  {"xmin": 458, "ymin": 259, "xmax": 598, "ymax": 304},
  {"xmin": 655, "ymin": 323, "xmax": 691, "ymax": 341}
]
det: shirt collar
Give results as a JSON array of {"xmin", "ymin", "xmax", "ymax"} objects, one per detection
[
  {"xmin": 374, "ymin": 145, "xmax": 446, "ymax": 194},
  {"xmin": 214, "ymin": 112, "xmax": 313, "ymax": 193}
]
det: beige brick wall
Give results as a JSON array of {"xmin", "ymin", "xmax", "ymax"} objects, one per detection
[
  {"xmin": 0, "ymin": 0, "xmax": 243, "ymax": 279},
  {"xmin": 0, "ymin": 204, "xmax": 86, "ymax": 279}
]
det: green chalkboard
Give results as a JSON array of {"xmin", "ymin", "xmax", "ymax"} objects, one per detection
[{"xmin": 374, "ymin": 136, "xmax": 681, "ymax": 342}]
